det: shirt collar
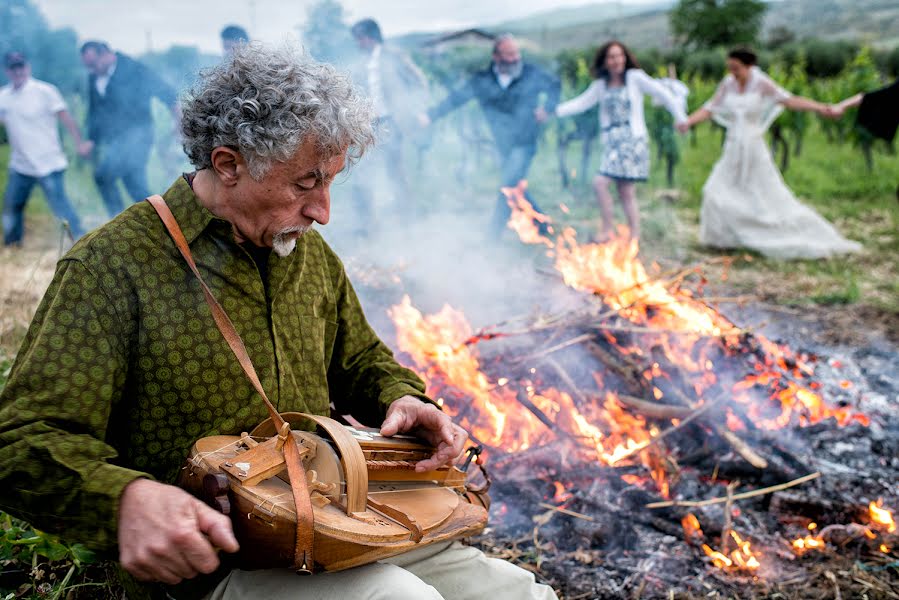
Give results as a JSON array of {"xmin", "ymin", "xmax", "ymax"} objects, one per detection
[{"xmin": 161, "ymin": 175, "xmax": 226, "ymax": 245}]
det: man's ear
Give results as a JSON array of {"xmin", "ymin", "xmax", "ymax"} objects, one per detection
[{"xmin": 210, "ymin": 147, "xmax": 245, "ymax": 186}]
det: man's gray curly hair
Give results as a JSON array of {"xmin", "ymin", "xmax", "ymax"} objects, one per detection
[{"xmin": 181, "ymin": 43, "xmax": 375, "ymax": 179}]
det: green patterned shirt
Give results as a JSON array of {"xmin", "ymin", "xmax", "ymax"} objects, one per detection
[{"xmin": 0, "ymin": 176, "xmax": 429, "ymax": 555}]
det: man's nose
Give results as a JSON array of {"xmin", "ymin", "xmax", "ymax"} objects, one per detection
[{"xmin": 304, "ymin": 187, "xmax": 330, "ymax": 225}]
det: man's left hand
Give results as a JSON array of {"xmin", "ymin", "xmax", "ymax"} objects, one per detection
[{"xmin": 380, "ymin": 396, "xmax": 468, "ymax": 472}]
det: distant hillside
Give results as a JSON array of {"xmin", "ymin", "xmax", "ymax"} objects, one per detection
[
  {"xmin": 494, "ymin": 1, "xmax": 672, "ymax": 32},
  {"xmin": 513, "ymin": 0, "xmax": 899, "ymax": 52},
  {"xmin": 397, "ymin": 0, "xmax": 899, "ymax": 53}
]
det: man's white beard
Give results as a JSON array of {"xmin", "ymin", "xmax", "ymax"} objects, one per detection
[{"xmin": 272, "ymin": 225, "xmax": 311, "ymax": 257}]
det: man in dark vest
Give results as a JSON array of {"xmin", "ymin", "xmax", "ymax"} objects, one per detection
[
  {"xmin": 420, "ymin": 34, "xmax": 560, "ymax": 238},
  {"xmin": 80, "ymin": 41, "xmax": 180, "ymax": 217}
]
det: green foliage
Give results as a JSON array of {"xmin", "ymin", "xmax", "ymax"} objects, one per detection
[
  {"xmin": 0, "ymin": 512, "xmax": 113, "ymax": 599},
  {"xmin": 669, "ymin": 0, "xmax": 768, "ymax": 49},
  {"xmin": 0, "ymin": 0, "xmax": 81, "ymax": 93},
  {"xmin": 681, "ymin": 48, "xmax": 727, "ymax": 79},
  {"xmin": 794, "ymin": 38, "xmax": 861, "ymax": 78},
  {"xmin": 766, "ymin": 25, "xmax": 796, "ymax": 50},
  {"xmin": 416, "ymin": 45, "xmax": 489, "ymax": 91},
  {"xmin": 885, "ymin": 46, "xmax": 899, "ymax": 78}
]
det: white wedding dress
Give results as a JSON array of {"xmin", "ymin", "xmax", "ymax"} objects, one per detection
[{"xmin": 699, "ymin": 67, "xmax": 861, "ymax": 259}]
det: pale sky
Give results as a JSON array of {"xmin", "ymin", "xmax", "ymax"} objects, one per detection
[{"xmin": 34, "ymin": 0, "xmax": 660, "ymax": 55}]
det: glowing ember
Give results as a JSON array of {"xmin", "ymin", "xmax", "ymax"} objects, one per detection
[
  {"xmin": 682, "ymin": 513, "xmax": 704, "ymax": 542},
  {"xmin": 792, "ymin": 535, "xmax": 825, "ymax": 553},
  {"xmin": 881, "ymin": 544, "xmax": 891, "ymax": 554},
  {"xmin": 551, "ymin": 481, "xmax": 573, "ymax": 503},
  {"xmin": 702, "ymin": 531, "xmax": 761, "ymax": 571},
  {"xmin": 869, "ymin": 500, "xmax": 896, "ymax": 533}
]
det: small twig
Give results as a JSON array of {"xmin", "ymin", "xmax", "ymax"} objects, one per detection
[
  {"xmin": 645, "ymin": 471, "xmax": 822, "ymax": 509},
  {"xmin": 717, "ymin": 427, "xmax": 769, "ymax": 469},
  {"xmin": 614, "ymin": 393, "xmax": 695, "ymax": 419},
  {"xmin": 537, "ymin": 502, "xmax": 595, "ymax": 521},
  {"xmin": 720, "ymin": 481, "xmax": 738, "ymax": 555},
  {"xmin": 543, "ymin": 357, "xmax": 591, "ymax": 406},
  {"xmin": 512, "ymin": 333, "xmax": 594, "ymax": 364}
]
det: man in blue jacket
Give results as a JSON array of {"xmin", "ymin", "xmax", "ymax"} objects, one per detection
[
  {"xmin": 80, "ymin": 41, "xmax": 180, "ymax": 217},
  {"xmin": 421, "ymin": 35, "xmax": 560, "ymax": 237}
]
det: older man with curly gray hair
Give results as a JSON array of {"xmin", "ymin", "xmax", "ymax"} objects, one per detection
[{"xmin": 0, "ymin": 43, "xmax": 557, "ymax": 600}]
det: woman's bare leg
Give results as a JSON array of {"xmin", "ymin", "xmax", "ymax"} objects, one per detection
[
  {"xmin": 592, "ymin": 174, "xmax": 616, "ymax": 240},
  {"xmin": 616, "ymin": 180, "xmax": 639, "ymax": 240}
]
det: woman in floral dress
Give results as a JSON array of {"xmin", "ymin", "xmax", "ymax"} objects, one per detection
[{"xmin": 541, "ymin": 41, "xmax": 687, "ymax": 241}]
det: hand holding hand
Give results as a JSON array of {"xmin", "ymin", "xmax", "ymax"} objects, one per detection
[
  {"xmin": 676, "ymin": 121, "xmax": 691, "ymax": 134},
  {"xmin": 76, "ymin": 140, "xmax": 94, "ymax": 158},
  {"xmin": 821, "ymin": 104, "xmax": 843, "ymax": 120},
  {"xmin": 118, "ymin": 479, "xmax": 239, "ymax": 584},
  {"xmin": 534, "ymin": 107, "xmax": 549, "ymax": 123},
  {"xmin": 380, "ymin": 396, "xmax": 468, "ymax": 472}
]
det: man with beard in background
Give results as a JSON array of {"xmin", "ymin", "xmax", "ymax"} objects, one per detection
[
  {"xmin": 79, "ymin": 40, "xmax": 180, "ymax": 217},
  {"xmin": 0, "ymin": 43, "xmax": 557, "ymax": 600},
  {"xmin": 0, "ymin": 51, "xmax": 89, "ymax": 245},
  {"xmin": 419, "ymin": 34, "xmax": 560, "ymax": 238}
]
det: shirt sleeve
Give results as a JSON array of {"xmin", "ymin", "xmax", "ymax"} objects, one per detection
[
  {"xmin": 428, "ymin": 76, "xmax": 477, "ymax": 122},
  {"xmin": 538, "ymin": 66, "xmax": 562, "ymax": 113},
  {"xmin": 0, "ymin": 259, "xmax": 149, "ymax": 554},
  {"xmin": 321, "ymin": 249, "xmax": 434, "ymax": 423},
  {"xmin": 702, "ymin": 77, "xmax": 730, "ymax": 113},
  {"xmin": 756, "ymin": 70, "xmax": 792, "ymax": 103},
  {"xmin": 45, "ymin": 83, "xmax": 68, "ymax": 114},
  {"xmin": 555, "ymin": 80, "xmax": 603, "ymax": 118},
  {"xmin": 633, "ymin": 70, "xmax": 687, "ymax": 124},
  {"xmin": 136, "ymin": 60, "xmax": 178, "ymax": 107}
]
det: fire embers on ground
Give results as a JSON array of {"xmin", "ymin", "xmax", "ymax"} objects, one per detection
[{"xmin": 386, "ymin": 187, "xmax": 899, "ymax": 597}]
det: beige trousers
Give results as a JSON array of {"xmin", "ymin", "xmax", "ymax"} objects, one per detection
[{"xmin": 203, "ymin": 541, "xmax": 558, "ymax": 600}]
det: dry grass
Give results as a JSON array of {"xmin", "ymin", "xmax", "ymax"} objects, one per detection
[{"xmin": 0, "ymin": 216, "xmax": 67, "ymax": 361}]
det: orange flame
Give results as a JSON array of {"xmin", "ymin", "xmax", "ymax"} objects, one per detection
[
  {"xmin": 792, "ymin": 535, "xmax": 825, "ymax": 553},
  {"xmin": 682, "ymin": 513, "xmax": 704, "ymax": 542},
  {"xmin": 869, "ymin": 500, "xmax": 897, "ymax": 533},
  {"xmin": 551, "ymin": 481, "xmax": 573, "ymax": 503},
  {"xmin": 702, "ymin": 531, "xmax": 761, "ymax": 571}
]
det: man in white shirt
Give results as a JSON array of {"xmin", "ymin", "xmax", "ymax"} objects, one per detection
[
  {"xmin": 0, "ymin": 51, "xmax": 90, "ymax": 246},
  {"xmin": 349, "ymin": 19, "xmax": 429, "ymax": 234}
]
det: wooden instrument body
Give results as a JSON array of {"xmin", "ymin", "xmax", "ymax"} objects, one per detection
[{"xmin": 179, "ymin": 414, "xmax": 488, "ymax": 572}]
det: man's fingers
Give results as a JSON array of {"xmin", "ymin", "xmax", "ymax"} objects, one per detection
[
  {"xmin": 196, "ymin": 503, "xmax": 239, "ymax": 554},
  {"xmin": 379, "ymin": 410, "xmax": 404, "ymax": 437}
]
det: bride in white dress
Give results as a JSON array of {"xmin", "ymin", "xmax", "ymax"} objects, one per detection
[{"xmin": 678, "ymin": 48, "xmax": 861, "ymax": 259}]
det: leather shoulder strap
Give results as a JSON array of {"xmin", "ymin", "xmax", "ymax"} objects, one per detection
[{"xmin": 145, "ymin": 194, "xmax": 315, "ymax": 572}]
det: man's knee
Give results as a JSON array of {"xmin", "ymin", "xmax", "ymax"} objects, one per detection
[{"xmin": 364, "ymin": 563, "xmax": 443, "ymax": 600}]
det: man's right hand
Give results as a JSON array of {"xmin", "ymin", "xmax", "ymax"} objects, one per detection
[{"xmin": 118, "ymin": 479, "xmax": 239, "ymax": 585}]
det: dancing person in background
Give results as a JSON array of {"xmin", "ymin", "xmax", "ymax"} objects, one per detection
[
  {"xmin": 220, "ymin": 25, "xmax": 250, "ymax": 56},
  {"xmin": 538, "ymin": 41, "xmax": 687, "ymax": 242},
  {"xmin": 0, "ymin": 51, "xmax": 89, "ymax": 246},
  {"xmin": 420, "ymin": 34, "xmax": 560, "ymax": 238},
  {"xmin": 349, "ymin": 18, "xmax": 429, "ymax": 232},
  {"xmin": 678, "ymin": 48, "xmax": 861, "ymax": 259},
  {"xmin": 80, "ymin": 41, "xmax": 180, "ymax": 217}
]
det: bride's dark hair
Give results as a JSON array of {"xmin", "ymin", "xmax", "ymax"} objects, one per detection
[
  {"xmin": 592, "ymin": 40, "xmax": 640, "ymax": 79},
  {"xmin": 728, "ymin": 47, "xmax": 757, "ymax": 66}
]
